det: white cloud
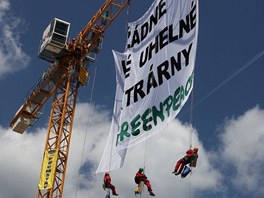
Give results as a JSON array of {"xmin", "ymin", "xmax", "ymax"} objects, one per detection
[
  {"xmin": 0, "ymin": 0, "xmax": 30, "ymax": 78},
  {"xmin": 0, "ymin": 126, "xmax": 46, "ymax": 198},
  {"xmin": 218, "ymin": 106, "xmax": 264, "ymax": 197},
  {"xmin": 7, "ymin": 104, "xmax": 264, "ymax": 198},
  {"xmin": 2, "ymin": 104, "xmax": 261, "ymax": 198},
  {"xmin": 0, "ymin": 0, "xmax": 9, "ymax": 20},
  {"xmin": 0, "ymin": 102, "xmax": 223, "ymax": 198}
]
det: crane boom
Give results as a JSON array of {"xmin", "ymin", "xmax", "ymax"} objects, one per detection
[
  {"xmin": 9, "ymin": 63, "xmax": 61, "ymax": 133},
  {"xmin": 9, "ymin": 0, "xmax": 130, "ymax": 198}
]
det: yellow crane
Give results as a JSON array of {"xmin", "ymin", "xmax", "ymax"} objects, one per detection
[{"xmin": 9, "ymin": 0, "xmax": 130, "ymax": 197}]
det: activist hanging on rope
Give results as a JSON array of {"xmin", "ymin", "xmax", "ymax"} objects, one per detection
[
  {"xmin": 134, "ymin": 168, "xmax": 155, "ymax": 196},
  {"xmin": 172, "ymin": 147, "xmax": 199, "ymax": 178}
]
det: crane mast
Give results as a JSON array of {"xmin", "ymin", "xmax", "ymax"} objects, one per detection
[
  {"xmin": 37, "ymin": 58, "xmax": 81, "ymax": 198},
  {"xmin": 9, "ymin": 1, "xmax": 130, "ymax": 198}
]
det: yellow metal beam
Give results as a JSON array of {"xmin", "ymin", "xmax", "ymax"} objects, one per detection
[{"xmin": 37, "ymin": 69, "xmax": 79, "ymax": 198}]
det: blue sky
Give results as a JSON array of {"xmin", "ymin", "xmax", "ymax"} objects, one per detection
[{"xmin": 0, "ymin": 0, "xmax": 264, "ymax": 198}]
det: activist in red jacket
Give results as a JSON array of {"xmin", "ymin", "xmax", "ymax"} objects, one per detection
[
  {"xmin": 172, "ymin": 148, "xmax": 198, "ymax": 175},
  {"xmin": 104, "ymin": 172, "xmax": 118, "ymax": 196},
  {"xmin": 134, "ymin": 168, "xmax": 155, "ymax": 196}
]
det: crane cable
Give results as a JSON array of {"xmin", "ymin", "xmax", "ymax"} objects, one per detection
[
  {"xmin": 182, "ymin": 49, "xmax": 264, "ymax": 147},
  {"xmin": 74, "ymin": 2, "xmax": 133, "ymax": 197},
  {"xmin": 194, "ymin": 49, "xmax": 264, "ymax": 108},
  {"xmin": 74, "ymin": 56, "xmax": 100, "ymax": 198}
]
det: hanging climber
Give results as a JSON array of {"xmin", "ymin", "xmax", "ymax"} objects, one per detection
[
  {"xmin": 103, "ymin": 172, "xmax": 119, "ymax": 197},
  {"xmin": 134, "ymin": 168, "xmax": 155, "ymax": 196},
  {"xmin": 172, "ymin": 147, "xmax": 199, "ymax": 176}
]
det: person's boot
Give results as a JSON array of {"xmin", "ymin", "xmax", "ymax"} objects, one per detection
[{"xmin": 149, "ymin": 191, "xmax": 155, "ymax": 196}]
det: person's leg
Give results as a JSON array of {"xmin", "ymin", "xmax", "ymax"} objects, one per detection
[
  {"xmin": 173, "ymin": 159, "xmax": 183, "ymax": 173},
  {"xmin": 110, "ymin": 184, "xmax": 118, "ymax": 195},
  {"xmin": 145, "ymin": 180, "xmax": 155, "ymax": 196},
  {"xmin": 178, "ymin": 162, "xmax": 186, "ymax": 173}
]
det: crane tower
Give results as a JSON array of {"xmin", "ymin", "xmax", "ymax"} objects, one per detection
[{"xmin": 9, "ymin": 1, "xmax": 130, "ymax": 197}]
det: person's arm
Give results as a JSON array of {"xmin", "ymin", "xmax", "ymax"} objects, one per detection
[{"xmin": 137, "ymin": 173, "xmax": 147, "ymax": 181}]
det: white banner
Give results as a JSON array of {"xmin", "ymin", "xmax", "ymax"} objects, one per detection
[
  {"xmin": 97, "ymin": 0, "xmax": 199, "ymax": 173},
  {"xmin": 96, "ymin": 51, "xmax": 128, "ymax": 172}
]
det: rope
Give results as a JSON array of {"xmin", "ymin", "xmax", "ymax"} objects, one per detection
[
  {"xmin": 74, "ymin": 56, "xmax": 100, "ymax": 198},
  {"xmin": 143, "ymin": 132, "xmax": 148, "ymax": 171},
  {"xmin": 187, "ymin": 61, "xmax": 197, "ymax": 198},
  {"xmin": 139, "ymin": 47, "xmax": 161, "ymax": 198},
  {"xmin": 189, "ymin": 88, "xmax": 194, "ymax": 150},
  {"xmin": 124, "ymin": 0, "xmax": 150, "ymax": 177}
]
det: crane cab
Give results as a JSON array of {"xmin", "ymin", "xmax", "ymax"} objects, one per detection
[{"xmin": 38, "ymin": 18, "xmax": 70, "ymax": 63}]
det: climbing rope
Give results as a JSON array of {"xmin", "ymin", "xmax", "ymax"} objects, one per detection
[{"xmin": 189, "ymin": 85, "xmax": 195, "ymax": 150}]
